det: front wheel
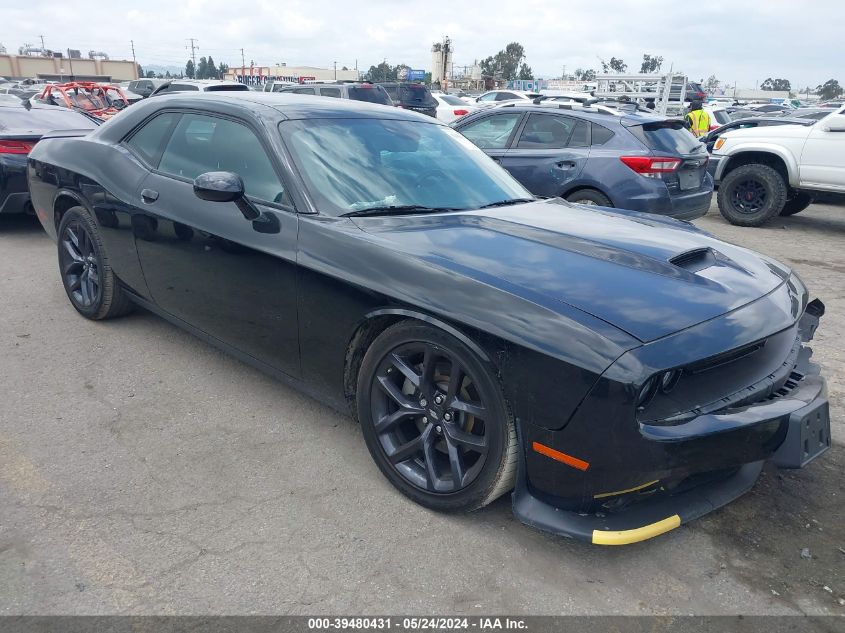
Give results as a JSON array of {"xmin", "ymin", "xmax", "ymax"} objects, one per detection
[
  {"xmin": 717, "ymin": 164, "xmax": 786, "ymax": 227},
  {"xmin": 57, "ymin": 207, "xmax": 133, "ymax": 320},
  {"xmin": 356, "ymin": 322, "xmax": 517, "ymax": 512}
]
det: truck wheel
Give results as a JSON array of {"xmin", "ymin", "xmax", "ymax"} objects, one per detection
[
  {"xmin": 780, "ymin": 192, "xmax": 814, "ymax": 216},
  {"xmin": 717, "ymin": 164, "xmax": 786, "ymax": 227}
]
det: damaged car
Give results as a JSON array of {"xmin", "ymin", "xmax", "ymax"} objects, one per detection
[{"xmin": 27, "ymin": 93, "xmax": 830, "ymax": 544}]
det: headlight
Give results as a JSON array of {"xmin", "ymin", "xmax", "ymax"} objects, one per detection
[
  {"xmin": 660, "ymin": 369, "xmax": 682, "ymax": 393},
  {"xmin": 638, "ymin": 369, "xmax": 683, "ymax": 410}
]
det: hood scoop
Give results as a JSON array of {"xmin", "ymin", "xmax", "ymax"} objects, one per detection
[{"xmin": 670, "ymin": 247, "xmax": 717, "ymax": 273}]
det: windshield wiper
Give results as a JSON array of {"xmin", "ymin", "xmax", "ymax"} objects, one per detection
[
  {"xmin": 476, "ymin": 198, "xmax": 536, "ymax": 209},
  {"xmin": 341, "ymin": 205, "xmax": 461, "ymax": 218}
]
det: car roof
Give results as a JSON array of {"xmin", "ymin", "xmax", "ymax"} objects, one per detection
[
  {"xmin": 459, "ymin": 102, "xmax": 661, "ymax": 126},
  {"xmin": 129, "ymin": 91, "xmax": 438, "ymax": 122}
]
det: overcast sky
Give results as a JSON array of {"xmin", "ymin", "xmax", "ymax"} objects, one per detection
[{"xmin": 2, "ymin": 0, "xmax": 841, "ymax": 89}]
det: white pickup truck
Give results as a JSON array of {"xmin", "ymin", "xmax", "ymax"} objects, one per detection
[{"xmin": 710, "ymin": 106, "xmax": 845, "ymax": 226}]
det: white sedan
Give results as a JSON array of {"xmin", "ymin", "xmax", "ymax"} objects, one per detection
[{"xmin": 432, "ymin": 93, "xmax": 481, "ymax": 123}]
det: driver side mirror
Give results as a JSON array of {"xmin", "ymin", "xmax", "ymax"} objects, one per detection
[
  {"xmin": 193, "ymin": 171, "xmax": 260, "ymax": 221},
  {"xmin": 822, "ymin": 114, "xmax": 845, "ymax": 132}
]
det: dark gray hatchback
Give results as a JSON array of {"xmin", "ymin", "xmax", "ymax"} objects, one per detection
[{"xmin": 453, "ymin": 105, "xmax": 713, "ymax": 220}]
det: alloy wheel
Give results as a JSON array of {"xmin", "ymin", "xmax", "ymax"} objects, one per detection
[
  {"xmin": 369, "ymin": 342, "xmax": 489, "ymax": 494},
  {"xmin": 731, "ymin": 179, "xmax": 768, "ymax": 214},
  {"xmin": 60, "ymin": 221, "xmax": 101, "ymax": 308}
]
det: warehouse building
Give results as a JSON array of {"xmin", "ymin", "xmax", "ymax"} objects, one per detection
[
  {"xmin": 225, "ymin": 64, "xmax": 359, "ymax": 86},
  {"xmin": 0, "ymin": 52, "xmax": 138, "ymax": 81}
]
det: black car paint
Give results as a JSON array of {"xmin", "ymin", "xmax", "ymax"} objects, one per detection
[{"xmin": 27, "ymin": 93, "xmax": 828, "ymax": 540}]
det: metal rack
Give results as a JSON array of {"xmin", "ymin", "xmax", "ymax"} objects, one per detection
[{"xmin": 594, "ymin": 73, "xmax": 688, "ymax": 116}]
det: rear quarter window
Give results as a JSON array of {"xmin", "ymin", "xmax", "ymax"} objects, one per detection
[
  {"xmin": 591, "ymin": 123, "xmax": 614, "ymax": 145},
  {"xmin": 348, "ymin": 86, "xmax": 392, "ymax": 105}
]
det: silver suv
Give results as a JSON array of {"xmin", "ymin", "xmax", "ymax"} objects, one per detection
[{"xmin": 271, "ymin": 82, "xmax": 393, "ymax": 106}]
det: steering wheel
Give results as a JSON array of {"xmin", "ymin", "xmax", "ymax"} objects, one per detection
[{"xmin": 414, "ymin": 169, "xmax": 447, "ymax": 191}]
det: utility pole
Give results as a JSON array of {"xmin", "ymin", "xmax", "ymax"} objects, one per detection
[
  {"xmin": 67, "ymin": 48, "xmax": 74, "ymax": 79},
  {"xmin": 334, "ymin": 61, "xmax": 337, "ymax": 80},
  {"xmin": 240, "ymin": 48, "xmax": 246, "ymax": 81},
  {"xmin": 130, "ymin": 40, "xmax": 136, "ymax": 64},
  {"xmin": 39, "ymin": 35, "xmax": 46, "ymax": 50},
  {"xmin": 186, "ymin": 38, "xmax": 199, "ymax": 67}
]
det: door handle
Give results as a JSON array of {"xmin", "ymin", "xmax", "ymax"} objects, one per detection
[
  {"xmin": 555, "ymin": 161, "xmax": 576, "ymax": 169},
  {"xmin": 141, "ymin": 188, "xmax": 159, "ymax": 203},
  {"xmin": 491, "ymin": 157, "xmax": 502, "ymax": 163}
]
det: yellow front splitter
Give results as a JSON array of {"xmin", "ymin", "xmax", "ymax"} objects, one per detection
[{"xmin": 592, "ymin": 514, "xmax": 681, "ymax": 545}]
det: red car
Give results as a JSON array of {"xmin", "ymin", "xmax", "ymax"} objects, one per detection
[{"xmin": 36, "ymin": 81, "xmax": 129, "ymax": 120}]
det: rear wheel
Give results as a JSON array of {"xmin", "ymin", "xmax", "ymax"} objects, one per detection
[
  {"xmin": 57, "ymin": 207, "xmax": 132, "ymax": 320},
  {"xmin": 717, "ymin": 163, "xmax": 786, "ymax": 227},
  {"xmin": 356, "ymin": 322, "xmax": 517, "ymax": 512},
  {"xmin": 566, "ymin": 189, "xmax": 612, "ymax": 207},
  {"xmin": 780, "ymin": 192, "xmax": 814, "ymax": 216}
]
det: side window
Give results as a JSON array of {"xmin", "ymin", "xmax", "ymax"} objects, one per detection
[
  {"xmin": 124, "ymin": 112, "xmax": 180, "ymax": 166},
  {"xmin": 477, "ymin": 93, "xmax": 496, "ymax": 102},
  {"xmin": 293, "ymin": 87, "xmax": 315, "ymax": 94},
  {"xmin": 158, "ymin": 114, "xmax": 288, "ymax": 204},
  {"xmin": 171, "ymin": 84, "xmax": 199, "ymax": 91},
  {"xmin": 591, "ymin": 123, "xmax": 614, "ymax": 146},
  {"xmin": 569, "ymin": 121, "xmax": 589, "ymax": 147},
  {"xmin": 320, "ymin": 87, "xmax": 341, "ymax": 98},
  {"xmin": 516, "ymin": 114, "xmax": 576, "ymax": 149},
  {"xmin": 495, "ymin": 92, "xmax": 518, "ymax": 101},
  {"xmin": 459, "ymin": 113, "xmax": 523, "ymax": 149}
]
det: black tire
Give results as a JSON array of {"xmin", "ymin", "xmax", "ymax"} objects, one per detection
[
  {"xmin": 356, "ymin": 321, "xmax": 517, "ymax": 512},
  {"xmin": 57, "ymin": 206, "xmax": 133, "ymax": 320},
  {"xmin": 565, "ymin": 189, "xmax": 613, "ymax": 207},
  {"xmin": 780, "ymin": 192, "xmax": 814, "ymax": 217},
  {"xmin": 717, "ymin": 163, "xmax": 787, "ymax": 227}
]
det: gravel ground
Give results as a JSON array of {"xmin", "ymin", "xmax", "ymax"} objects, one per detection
[{"xmin": 0, "ymin": 200, "xmax": 843, "ymax": 616}]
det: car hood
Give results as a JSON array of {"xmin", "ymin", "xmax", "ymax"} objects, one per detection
[
  {"xmin": 720, "ymin": 123, "xmax": 812, "ymax": 140},
  {"xmin": 351, "ymin": 199, "xmax": 791, "ymax": 342}
]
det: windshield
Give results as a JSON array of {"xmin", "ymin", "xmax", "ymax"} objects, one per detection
[
  {"xmin": 280, "ymin": 118, "xmax": 531, "ymax": 217},
  {"xmin": 398, "ymin": 84, "xmax": 436, "ymax": 107},
  {"xmin": 628, "ymin": 121, "xmax": 703, "ymax": 155},
  {"xmin": 438, "ymin": 94, "xmax": 466, "ymax": 106},
  {"xmin": 348, "ymin": 85, "xmax": 392, "ymax": 105}
]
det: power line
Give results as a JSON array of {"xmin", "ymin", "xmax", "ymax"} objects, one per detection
[{"xmin": 186, "ymin": 37, "xmax": 199, "ymax": 66}]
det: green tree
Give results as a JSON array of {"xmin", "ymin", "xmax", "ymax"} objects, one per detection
[
  {"xmin": 137, "ymin": 64, "xmax": 144, "ymax": 78},
  {"xmin": 761, "ymin": 77, "xmax": 791, "ymax": 91},
  {"xmin": 206, "ymin": 56, "xmax": 216, "ymax": 79},
  {"xmin": 165, "ymin": 71, "xmax": 172, "ymax": 78},
  {"xmin": 574, "ymin": 68, "xmax": 596, "ymax": 81},
  {"xmin": 218, "ymin": 62, "xmax": 229, "ymax": 79},
  {"xmin": 196, "ymin": 56, "xmax": 208, "ymax": 79},
  {"xmin": 145, "ymin": 70, "xmax": 156, "ymax": 78},
  {"xmin": 423, "ymin": 72, "xmax": 432, "ymax": 86},
  {"xmin": 816, "ymin": 79, "xmax": 843, "ymax": 100},
  {"xmin": 517, "ymin": 63, "xmax": 533, "ymax": 80},
  {"xmin": 479, "ymin": 42, "xmax": 527, "ymax": 80},
  {"xmin": 639, "ymin": 54, "xmax": 663, "ymax": 74},
  {"xmin": 600, "ymin": 57, "xmax": 627, "ymax": 73},
  {"xmin": 185, "ymin": 59, "xmax": 195, "ymax": 79},
  {"xmin": 365, "ymin": 61, "xmax": 397, "ymax": 82},
  {"xmin": 703, "ymin": 75, "xmax": 720, "ymax": 94}
]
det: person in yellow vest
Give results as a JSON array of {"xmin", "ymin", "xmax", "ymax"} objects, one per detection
[{"xmin": 686, "ymin": 100, "xmax": 710, "ymax": 137}]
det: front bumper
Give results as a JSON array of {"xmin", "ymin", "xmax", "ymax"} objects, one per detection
[
  {"xmin": 511, "ymin": 296, "xmax": 830, "ymax": 545},
  {"xmin": 707, "ymin": 154, "xmax": 724, "ymax": 184},
  {"xmin": 512, "ymin": 374, "xmax": 829, "ymax": 545}
]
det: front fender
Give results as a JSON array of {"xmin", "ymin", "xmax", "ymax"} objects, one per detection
[{"xmin": 716, "ymin": 143, "xmax": 800, "ymax": 186}]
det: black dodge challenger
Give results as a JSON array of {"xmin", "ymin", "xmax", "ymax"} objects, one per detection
[{"xmin": 27, "ymin": 93, "xmax": 830, "ymax": 545}]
